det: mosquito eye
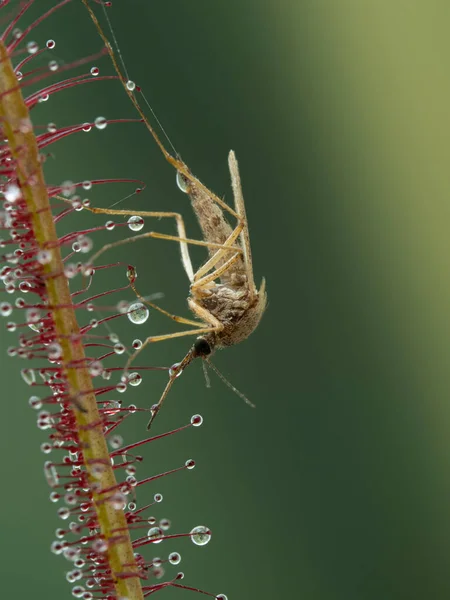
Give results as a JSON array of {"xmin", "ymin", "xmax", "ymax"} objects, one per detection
[{"xmin": 193, "ymin": 338, "xmax": 211, "ymax": 357}]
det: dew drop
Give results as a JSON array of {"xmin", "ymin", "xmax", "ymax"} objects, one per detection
[
  {"xmin": 114, "ymin": 343, "xmax": 126, "ymax": 355},
  {"xmin": 61, "ymin": 180, "xmax": 76, "ymax": 197},
  {"xmin": 169, "ymin": 552, "xmax": 181, "ymax": 565},
  {"xmin": 109, "ymin": 435, "xmax": 123, "ymax": 449},
  {"xmin": 44, "ymin": 461, "xmax": 59, "ymax": 487},
  {"xmin": 154, "ymin": 493, "xmax": 163, "ymax": 503},
  {"xmin": 26, "ymin": 41, "xmax": 39, "ymax": 54},
  {"xmin": 147, "ymin": 527, "xmax": 164, "ymax": 544},
  {"xmin": 127, "ymin": 302, "xmax": 149, "ymax": 325},
  {"xmin": 0, "ymin": 302, "xmax": 12, "ymax": 317},
  {"xmin": 48, "ymin": 343, "xmax": 62, "ymax": 360},
  {"xmin": 37, "ymin": 249, "xmax": 52, "ymax": 264},
  {"xmin": 132, "ymin": 339, "xmax": 142, "ymax": 350},
  {"xmin": 48, "ymin": 60, "xmax": 59, "ymax": 71},
  {"xmin": 128, "ymin": 372, "xmax": 142, "ymax": 387},
  {"xmin": 127, "ymin": 215, "xmax": 144, "ymax": 231},
  {"xmin": 89, "ymin": 361, "xmax": 103, "ymax": 377},
  {"xmin": 190, "ymin": 525, "xmax": 211, "ymax": 546},
  {"xmin": 191, "ymin": 414, "xmax": 203, "ymax": 427},
  {"xmin": 90, "ymin": 67, "xmax": 99, "ymax": 77},
  {"xmin": 216, "ymin": 595, "xmax": 228, "ymax": 600},
  {"xmin": 21, "ymin": 368, "xmax": 35, "ymax": 385},
  {"xmin": 94, "ymin": 116, "xmax": 107, "ymax": 130},
  {"xmin": 185, "ymin": 459, "xmax": 196, "ymax": 470},
  {"xmin": 176, "ymin": 171, "xmax": 189, "ymax": 193},
  {"xmin": 126, "ymin": 80, "xmax": 136, "ymax": 91},
  {"xmin": 4, "ymin": 184, "xmax": 22, "ymax": 203},
  {"xmin": 105, "ymin": 220, "xmax": 115, "ymax": 231},
  {"xmin": 169, "ymin": 362, "xmax": 183, "ymax": 378},
  {"xmin": 46, "ymin": 39, "xmax": 55, "ymax": 49}
]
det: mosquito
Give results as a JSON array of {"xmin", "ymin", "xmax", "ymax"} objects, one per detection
[{"xmin": 82, "ymin": 1, "xmax": 267, "ymax": 428}]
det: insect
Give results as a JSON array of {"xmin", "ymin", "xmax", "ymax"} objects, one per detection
[{"xmin": 82, "ymin": 1, "xmax": 267, "ymax": 428}]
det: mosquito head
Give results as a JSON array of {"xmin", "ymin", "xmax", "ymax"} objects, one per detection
[{"xmin": 192, "ymin": 336, "xmax": 214, "ymax": 359}]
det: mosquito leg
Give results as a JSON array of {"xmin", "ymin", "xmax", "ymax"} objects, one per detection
[
  {"xmin": 191, "ymin": 252, "xmax": 242, "ymax": 291},
  {"xmin": 228, "ymin": 150, "xmax": 256, "ymax": 300}
]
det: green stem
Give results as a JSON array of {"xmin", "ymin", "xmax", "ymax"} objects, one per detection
[{"xmin": 0, "ymin": 41, "xmax": 144, "ymax": 600}]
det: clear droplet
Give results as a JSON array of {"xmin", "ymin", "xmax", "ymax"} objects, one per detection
[
  {"xmin": 94, "ymin": 116, "xmax": 107, "ymax": 130},
  {"xmin": 191, "ymin": 414, "xmax": 203, "ymax": 427},
  {"xmin": 190, "ymin": 525, "xmax": 211, "ymax": 546},
  {"xmin": 127, "ymin": 302, "xmax": 149, "ymax": 325},
  {"xmin": 169, "ymin": 552, "xmax": 181, "ymax": 565},
  {"xmin": 185, "ymin": 459, "xmax": 195, "ymax": 470},
  {"xmin": 169, "ymin": 362, "xmax": 183, "ymax": 378},
  {"xmin": 127, "ymin": 215, "xmax": 144, "ymax": 232},
  {"xmin": 21, "ymin": 368, "xmax": 35, "ymax": 385},
  {"xmin": 126, "ymin": 80, "xmax": 136, "ymax": 91},
  {"xmin": 176, "ymin": 171, "xmax": 189, "ymax": 193},
  {"xmin": 128, "ymin": 372, "xmax": 142, "ymax": 387},
  {"xmin": 147, "ymin": 527, "xmax": 164, "ymax": 544},
  {"xmin": 216, "ymin": 595, "xmax": 228, "ymax": 600},
  {"xmin": 26, "ymin": 41, "xmax": 38, "ymax": 54},
  {"xmin": 4, "ymin": 184, "xmax": 21, "ymax": 203}
]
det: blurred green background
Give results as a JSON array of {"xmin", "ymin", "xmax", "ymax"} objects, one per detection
[{"xmin": 2, "ymin": 0, "xmax": 450, "ymax": 598}]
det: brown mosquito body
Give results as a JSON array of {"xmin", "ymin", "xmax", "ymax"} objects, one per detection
[{"xmin": 82, "ymin": 1, "xmax": 267, "ymax": 428}]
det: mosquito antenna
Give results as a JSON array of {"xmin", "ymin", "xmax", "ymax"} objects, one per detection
[
  {"xmin": 202, "ymin": 360, "xmax": 211, "ymax": 389},
  {"xmin": 205, "ymin": 360, "xmax": 256, "ymax": 408}
]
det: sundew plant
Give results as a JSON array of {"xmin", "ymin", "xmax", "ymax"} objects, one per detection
[{"xmin": 0, "ymin": 1, "xmax": 228, "ymax": 599}]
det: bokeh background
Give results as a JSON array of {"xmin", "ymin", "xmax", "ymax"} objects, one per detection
[{"xmin": 2, "ymin": 1, "xmax": 450, "ymax": 598}]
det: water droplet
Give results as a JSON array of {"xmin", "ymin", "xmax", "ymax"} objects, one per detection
[
  {"xmin": 176, "ymin": 171, "xmax": 189, "ymax": 193},
  {"xmin": 132, "ymin": 339, "xmax": 142, "ymax": 350},
  {"xmin": 4, "ymin": 184, "xmax": 21, "ymax": 203},
  {"xmin": 105, "ymin": 220, "xmax": 115, "ymax": 231},
  {"xmin": 28, "ymin": 395, "xmax": 42, "ymax": 409},
  {"xmin": 185, "ymin": 459, "xmax": 195, "ymax": 470},
  {"xmin": 61, "ymin": 180, "xmax": 76, "ymax": 197},
  {"xmin": 190, "ymin": 525, "xmax": 211, "ymax": 546},
  {"xmin": 94, "ymin": 116, "xmax": 107, "ymax": 130},
  {"xmin": 128, "ymin": 372, "xmax": 142, "ymax": 386},
  {"xmin": 116, "ymin": 382, "xmax": 127, "ymax": 393},
  {"xmin": 90, "ymin": 67, "xmax": 99, "ymax": 77},
  {"xmin": 46, "ymin": 39, "xmax": 55, "ymax": 49},
  {"xmin": 191, "ymin": 414, "xmax": 203, "ymax": 427},
  {"xmin": 216, "ymin": 595, "xmax": 228, "ymax": 600},
  {"xmin": 0, "ymin": 302, "xmax": 12, "ymax": 316},
  {"xmin": 169, "ymin": 552, "xmax": 181, "ymax": 565},
  {"xmin": 127, "ymin": 302, "xmax": 149, "ymax": 325},
  {"xmin": 37, "ymin": 250, "xmax": 52, "ymax": 264},
  {"xmin": 48, "ymin": 60, "xmax": 59, "ymax": 72},
  {"xmin": 114, "ymin": 343, "xmax": 126, "ymax": 355},
  {"xmin": 147, "ymin": 527, "xmax": 164, "ymax": 544},
  {"xmin": 126, "ymin": 80, "xmax": 136, "ymax": 91},
  {"xmin": 169, "ymin": 362, "xmax": 183, "ymax": 378},
  {"xmin": 127, "ymin": 215, "xmax": 144, "ymax": 231},
  {"xmin": 26, "ymin": 308, "xmax": 41, "ymax": 323},
  {"xmin": 89, "ymin": 361, "xmax": 103, "ymax": 377},
  {"xmin": 21, "ymin": 368, "xmax": 35, "ymax": 385},
  {"xmin": 159, "ymin": 518, "xmax": 171, "ymax": 531},
  {"xmin": 109, "ymin": 434, "xmax": 123, "ymax": 449},
  {"xmin": 44, "ymin": 461, "xmax": 59, "ymax": 487},
  {"xmin": 26, "ymin": 41, "xmax": 38, "ymax": 54},
  {"xmin": 154, "ymin": 493, "xmax": 163, "ymax": 503}
]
